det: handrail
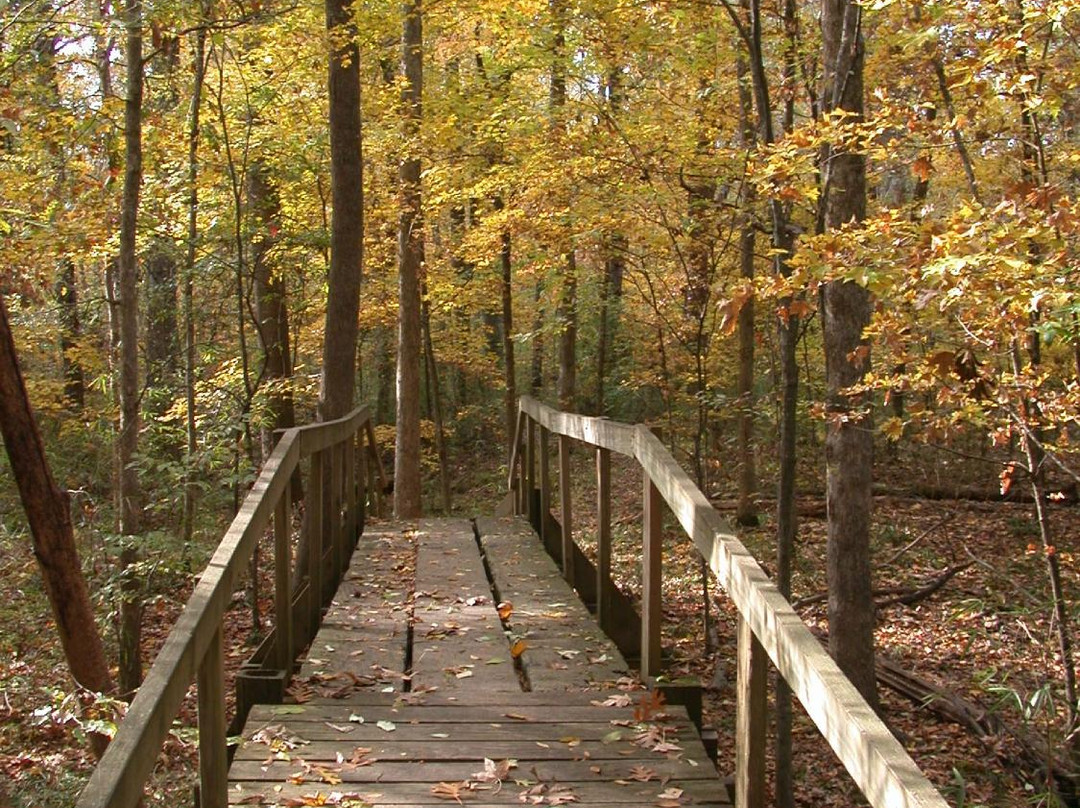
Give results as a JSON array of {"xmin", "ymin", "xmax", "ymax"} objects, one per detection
[
  {"xmin": 77, "ymin": 405, "xmax": 379, "ymax": 808},
  {"xmin": 511, "ymin": 395, "xmax": 948, "ymax": 808}
]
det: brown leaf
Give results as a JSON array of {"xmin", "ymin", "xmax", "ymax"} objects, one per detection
[{"xmin": 432, "ymin": 781, "xmax": 476, "ymax": 803}]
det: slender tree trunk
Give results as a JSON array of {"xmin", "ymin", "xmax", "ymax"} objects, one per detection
[
  {"xmin": 56, "ymin": 259, "xmax": 85, "ymax": 411},
  {"xmin": 117, "ymin": 0, "xmax": 145, "ymax": 700},
  {"xmin": 182, "ymin": 14, "xmax": 206, "ymax": 560},
  {"xmin": 549, "ymin": 0, "xmax": 575, "ymax": 412},
  {"xmin": 495, "ymin": 198, "xmax": 517, "ymax": 460},
  {"xmin": 556, "ymin": 251, "xmax": 577, "ymax": 411},
  {"xmin": 735, "ymin": 55, "xmax": 758, "ymax": 528},
  {"xmin": 821, "ymin": 0, "xmax": 877, "ymax": 710},
  {"xmin": 394, "ymin": 0, "xmax": 423, "ymax": 518},
  {"xmin": 421, "ymin": 290, "xmax": 451, "ymax": 512},
  {"xmin": 530, "ymin": 279, "xmax": 544, "ymax": 394}
]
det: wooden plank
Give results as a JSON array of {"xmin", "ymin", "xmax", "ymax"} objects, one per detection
[
  {"xmin": 519, "ymin": 396, "xmax": 636, "ymax": 456},
  {"xmin": 476, "ymin": 518, "xmax": 629, "ymax": 690},
  {"xmin": 228, "ymin": 779, "xmax": 730, "ymax": 806},
  {"xmin": 248, "ymin": 702, "xmax": 682, "ymax": 724},
  {"xmin": 235, "ymin": 735, "xmax": 710, "ymax": 763},
  {"xmin": 240, "ymin": 719, "xmax": 695, "ymax": 743},
  {"xmin": 538, "ymin": 427, "xmax": 551, "ymax": 555},
  {"xmin": 735, "ymin": 618, "xmax": 766, "ymax": 808},
  {"xmin": 294, "ymin": 404, "xmax": 371, "ymax": 457},
  {"xmin": 596, "ymin": 446, "xmax": 613, "ymax": 635},
  {"xmin": 229, "ymin": 755, "xmax": 716, "ymax": 784},
  {"xmin": 295, "ymin": 528, "xmax": 411, "ymax": 686},
  {"xmin": 274, "ymin": 482, "xmax": 293, "ymax": 672},
  {"xmin": 307, "ymin": 451, "xmax": 324, "ymax": 635},
  {"xmin": 558, "ymin": 434, "xmax": 574, "ymax": 585},
  {"xmin": 525, "ymin": 417, "xmax": 536, "ymax": 524},
  {"xmin": 641, "ymin": 446, "xmax": 663, "ymax": 679},
  {"xmin": 198, "ymin": 628, "xmax": 227, "ymax": 808},
  {"xmin": 410, "ymin": 519, "xmax": 520, "ymax": 693}
]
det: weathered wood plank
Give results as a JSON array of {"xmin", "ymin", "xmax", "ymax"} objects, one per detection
[
  {"xmin": 247, "ymin": 702, "xmax": 677, "ymax": 724},
  {"xmin": 477, "ymin": 517, "xmax": 629, "ymax": 690},
  {"xmin": 228, "ymin": 779, "xmax": 730, "ymax": 806},
  {"xmin": 519, "ymin": 396, "xmax": 636, "ymax": 456},
  {"xmin": 410, "ymin": 519, "xmax": 520, "ymax": 693}
]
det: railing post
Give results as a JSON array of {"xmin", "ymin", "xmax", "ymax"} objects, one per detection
[
  {"xmin": 736, "ymin": 617, "xmax": 767, "ymax": 808},
  {"xmin": 307, "ymin": 450, "xmax": 324, "ymax": 635},
  {"xmin": 539, "ymin": 426, "xmax": 552, "ymax": 553},
  {"xmin": 596, "ymin": 446, "xmax": 613, "ymax": 634},
  {"xmin": 275, "ymin": 481, "xmax": 293, "ymax": 673},
  {"xmin": 344, "ymin": 431, "xmax": 357, "ymax": 548},
  {"xmin": 330, "ymin": 442, "xmax": 344, "ymax": 577},
  {"xmin": 197, "ymin": 627, "xmax": 227, "ymax": 808},
  {"xmin": 558, "ymin": 434, "xmax": 574, "ymax": 585},
  {"xmin": 525, "ymin": 417, "xmax": 536, "ymax": 524},
  {"xmin": 641, "ymin": 429, "xmax": 663, "ymax": 679}
]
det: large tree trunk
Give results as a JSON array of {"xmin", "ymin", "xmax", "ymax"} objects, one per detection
[
  {"xmin": 117, "ymin": 0, "xmax": 145, "ymax": 700},
  {"xmin": 319, "ymin": 0, "xmax": 363, "ymax": 422},
  {"xmin": 0, "ymin": 295, "xmax": 114, "ymax": 758},
  {"xmin": 550, "ymin": 0, "xmax": 575, "ymax": 412},
  {"xmin": 394, "ymin": 0, "xmax": 423, "ymax": 518},
  {"xmin": 145, "ymin": 239, "xmax": 178, "ymax": 401},
  {"xmin": 821, "ymin": 0, "xmax": 877, "ymax": 711}
]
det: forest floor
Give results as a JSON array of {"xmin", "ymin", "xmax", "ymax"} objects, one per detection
[{"xmin": 0, "ymin": 441, "xmax": 1074, "ymax": 807}]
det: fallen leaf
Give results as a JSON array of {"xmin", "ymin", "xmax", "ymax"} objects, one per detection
[
  {"xmin": 376, "ymin": 720, "xmax": 396, "ymax": 732},
  {"xmin": 629, "ymin": 765, "xmax": 656, "ymax": 782},
  {"xmin": 432, "ymin": 781, "xmax": 476, "ymax": 803},
  {"xmin": 324, "ymin": 722, "xmax": 354, "ymax": 733},
  {"xmin": 497, "ymin": 601, "xmax": 514, "ymax": 620},
  {"xmin": 510, "ymin": 639, "xmax": 528, "ymax": 658}
]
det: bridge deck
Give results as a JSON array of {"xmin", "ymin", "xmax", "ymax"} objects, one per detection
[{"xmin": 228, "ymin": 517, "xmax": 728, "ymax": 806}]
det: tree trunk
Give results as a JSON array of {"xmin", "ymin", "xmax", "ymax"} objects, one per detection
[
  {"xmin": 0, "ymin": 295, "xmax": 114, "ymax": 758},
  {"xmin": 182, "ymin": 12, "xmax": 207, "ymax": 560},
  {"xmin": 495, "ymin": 197, "xmax": 517, "ymax": 460},
  {"xmin": 421, "ymin": 289, "xmax": 451, "ymax": 513},
  {"xmin": 394, "ymin": 0, "xmax": 423, "ymax": 518},
  {"xmin": 556, "ymin": 251, "xmax": 577, "ymax": 411},
  {"xmin": 821, "ymin": 0, "xmax": 877, "ymax": 710},
  {"xmin": 145, "ymin": 238, "xmax": 178, "ymax": 401},
  {"xmin": 56, "ymin": 259, "xmax": 85, "ymax": 412},
  {"xmin": 117, "ymin": 0, "xmax": 145, "ymax": 700},
  {"xmin": 250, "ymin": 161, "xmax": 296, "ymax": 456},
  {"xmin": 319, "ymin": 0, "xmax": 364, "ymax": 422},
  {"xmin": 735, "ymin": 54, "xmax": 757, "ymax": 528}
]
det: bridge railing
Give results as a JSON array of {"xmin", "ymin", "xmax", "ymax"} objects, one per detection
[
  {"xmin": 77, "ymin": 406, "xmax": 386, "ymax": 808},
  {"xmin": 508, "ymin": 395, "xmax": 948, "ymax": 808}
]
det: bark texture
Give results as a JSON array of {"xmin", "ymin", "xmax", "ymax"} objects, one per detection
[
  {"xmin": 394, "ymin": 0, "xmax": 423, "ymax": 518},
  {"xmin": 821, "ymin": 0, "xmax": 878, "ymax": 710},
  {"xmin": 319, "ymin": 0, "xmax": 364, "ymax": 422},
  {"xmin": 0, "ymin": 295, "xmax": 113, "ymax": 758},
  {"xmin": 117, "ymin": 0, "xmax": 145, "ymax": 699}
]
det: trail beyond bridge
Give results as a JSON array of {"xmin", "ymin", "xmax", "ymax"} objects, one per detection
[{"xmin": 75, "ymin": 398, "xmax": 951, "ymax": 808}]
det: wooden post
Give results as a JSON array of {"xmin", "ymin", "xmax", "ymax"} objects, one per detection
[
  {"xmin": 344, "ymin": 431, "xmax": 356, "ymax": 548},
  {"xmin": 735, "ymin": 617, "xmax": 767, "ymax": 808},
  {"xmin": 525, "ymin": 418, "xmax": 536, "ymax": 524},
  {"xmin": 197, "ymin": 627, "xmax": 227, "ymax": 808},
  {"xmin": 274, "ymin": 481, "xmax": 293, "ymax": 673},
  {"xmin": 364, "ymin": 419, "xmax": 383, "ymax": 517},
  {"xmin": 307, "ymin": 451, "xmax": 324, "ymax": 634},
  {"xmin": 330, "ymin": 442, "xmax": 344, "ymax": 577},
  {"xmin": 559, "ymin": 434, "xmax": 574, "ymax": 585},
  {"xmin": 641, "ymin": 455, "xmax": 663, "ymax": 679},
  {"xmin": 596, "ymin": 446, "xmax": 612, "ymax": 634},
  {"xmin": 357, "ymin": 428, "xmax": 368, "ymax": 532},
  {"xmin": 539, "ymin": 426, "xmax": 551, "ymax": 553}
]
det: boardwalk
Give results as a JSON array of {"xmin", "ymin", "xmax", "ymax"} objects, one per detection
[{"xmin": 227, "ymin": 517, "xmax": 729, "ymax": 806}]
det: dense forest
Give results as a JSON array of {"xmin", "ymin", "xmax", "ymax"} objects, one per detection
[{"xmin": 1, "ymin": 0, "xmax": 1078, "ymax": 804}]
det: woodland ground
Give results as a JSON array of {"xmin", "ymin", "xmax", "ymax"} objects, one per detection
[{"xmin": 0, "ymin": 438, "xmax": 1073, "ymax": 807}]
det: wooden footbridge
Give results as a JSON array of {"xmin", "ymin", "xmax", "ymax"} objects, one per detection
[{"xmin": 76, "ymin": 398, "xmax": 951, "ymax": 808}]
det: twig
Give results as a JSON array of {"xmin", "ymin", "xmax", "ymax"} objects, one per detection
[{"xmin": 884, "ymin": 513, "xmax": 955, "ymax": 566}]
